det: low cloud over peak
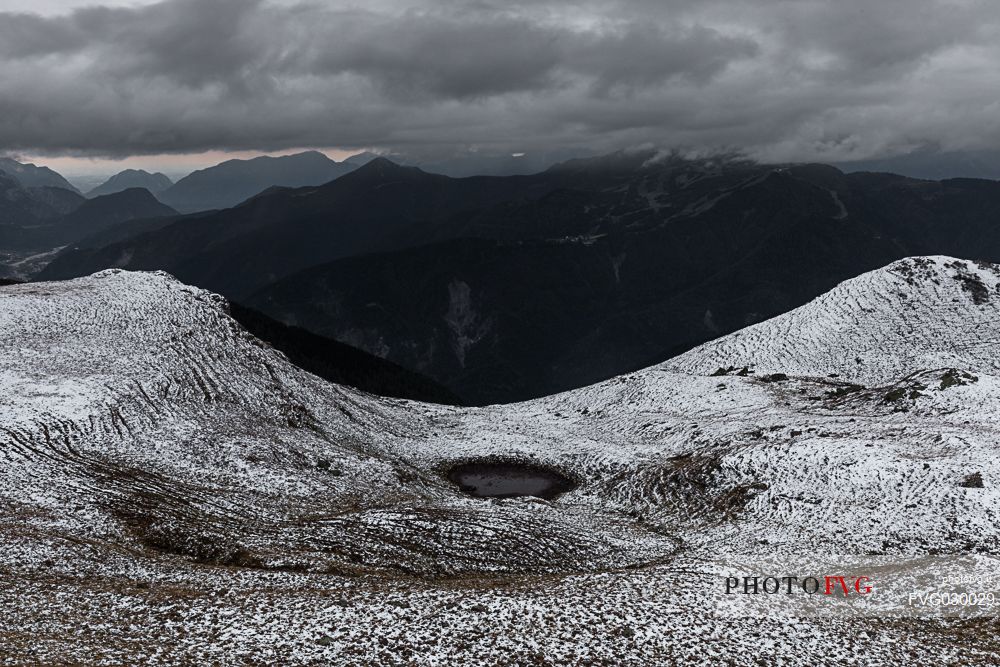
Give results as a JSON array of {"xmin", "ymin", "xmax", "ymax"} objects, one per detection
[{"xmin": 2, "ymin": 0, "xmax": 999, "ymax": 163}]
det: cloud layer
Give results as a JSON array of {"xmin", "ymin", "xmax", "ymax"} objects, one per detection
[{"xmin": 2, "ymin": 0, "xmax": 999, "ymax": 161}]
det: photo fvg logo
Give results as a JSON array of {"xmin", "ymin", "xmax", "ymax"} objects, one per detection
[{"xmin": 725, "ymin": 575, "xmax": 874, "ymax": 596}]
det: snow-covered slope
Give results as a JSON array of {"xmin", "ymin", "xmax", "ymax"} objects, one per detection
[
  {"xmin": 0, "ymin": 270, "xmax": 669, "ymax": 579},
  {"xmin": 668, "ymin": 256, "xmax": 1000, "ymax": 383},
  {"xmin": 2, "ymin": 258, "xmax": 999, "ymax": 664}
]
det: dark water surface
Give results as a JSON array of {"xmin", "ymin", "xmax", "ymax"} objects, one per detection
[{"xmin": 447, "ymin": 462, "xmax": 576, "ymax": 499}]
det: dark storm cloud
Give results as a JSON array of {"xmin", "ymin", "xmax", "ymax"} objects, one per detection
[
  {"xmin": 0, "ymin": 13, "xmax": 88, "ymax": 58},
  {"xmin": 1, "ymin": 0, "xmax": 998, "ymax": 161}
]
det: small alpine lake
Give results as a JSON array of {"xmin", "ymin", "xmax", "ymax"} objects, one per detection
[{"xmin": 446, "ymin": 461, "xmax": 577, "ymax": 500}]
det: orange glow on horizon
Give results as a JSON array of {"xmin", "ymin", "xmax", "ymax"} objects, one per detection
[{"xmin": 17, "ymin": 147, "xmax": 364, "ymax": 178}]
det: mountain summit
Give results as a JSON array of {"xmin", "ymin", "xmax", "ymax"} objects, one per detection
[
  {"xmin": 56, "ymin": 187, "xmax": 178, "ymax": 239},
  {"xmin": 0, "ymin": 157, "xmax": 80, "ymax": 193},
  {"xmin": 87, "ymin": 169, "xmax": 173, "ymax": 198},
  {"xmin": 670, "ymin": 256, "xmax": 1000, "ymax": 381}
]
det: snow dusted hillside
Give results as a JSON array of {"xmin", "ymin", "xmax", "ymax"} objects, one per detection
[
  {"xmin": 2, "ymin": 258, "xmax": 1000, "ymax": 664},
  {"xmin": 668, "ymin": 256, "xmax": 1000, "ymax": 383}
]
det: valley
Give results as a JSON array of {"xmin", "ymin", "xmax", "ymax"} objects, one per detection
[
  {"xmin": 33, "ymin": 149, "xmax": 1000, "ymax": 405},
  {"xmin": 2, "ymin": 257, "xmax": 999, "ymax": 663}
]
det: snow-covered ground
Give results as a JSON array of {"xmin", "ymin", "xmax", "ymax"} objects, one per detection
[{"xmin": 2, "ymin": 257, "xmax": 999, "ymax": 664}]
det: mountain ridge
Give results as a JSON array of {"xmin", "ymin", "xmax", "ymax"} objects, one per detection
[
  {"xmin": 39, "ymin": 157, "xmax": 550, "ymax": 297},
  {"xmin": 157, "ymin": 150, "xmax": 359, "ymax": 213},
  {"xmin": 34, "ymin": 151, "xmax": 1000, "ymax": 403},
  {"xmin": 56, "ymin": 187, "xmax": 178, "ymax": 240},
  {"xmin": 0, "ymin": 157, "xmax": 81, "ymax": 193},
  {"xmin": 2, "ymin": 258, "xmax": 999, "ymax": 662},
  {"xmin": 244, "ymin": 158, "xmax": 1000, "ymax": 403}
]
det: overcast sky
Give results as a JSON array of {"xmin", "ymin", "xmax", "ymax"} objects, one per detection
[{"xmin": 2, "ymin": 0, "xmax": 999, "ymax": 174}]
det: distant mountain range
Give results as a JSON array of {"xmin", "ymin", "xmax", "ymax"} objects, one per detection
[
  {"xmin": 87, "ymin": 169, "xmax": 173, "ymax": 198},
  {"xmin": 1, "ymin": 172, "xmax": 175, "ymax": 254},
  {"xmin": 40, "ymin": 158, "xmax": 549, "ymax": 297},
  {"xmin": 157, "ymin": 151, "xmax": 359, "ymax": 213},
  {"xmin": 1, "ymin": 170, "xmax": 84, "ymax": 250},
  {"xmin": 348, "ymin": 149, "xmax": 592, "ymax": 177},
  {"xmin": 57, "ymin": 188, "xmax": 177, "ymax": 240},
  {"xmin": 835, "ymin": 148, "xmax": 1000, "ymax": 181},
  {"xmin": 1, "ymin": 170, "xmax": 74, "ymax": 222},
  {"xmin": 403, "ymin": 148, "xmax": 591, "ymax": 177},
  {"xmin": 0, "ymin": 157, "xmax": 81, "ymax": 193},
  {"xmin": 36, "ymin": 149, "xmax": 1000, "ymax": 404}
]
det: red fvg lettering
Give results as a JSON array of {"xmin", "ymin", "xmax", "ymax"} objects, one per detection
[
  {"xmin": 825, "ymin": 576, "xmax": 851, "ymax": 596},
  {"xmin": 824, "ymin": 576, "xmax": 873, "ymax": 595}
]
